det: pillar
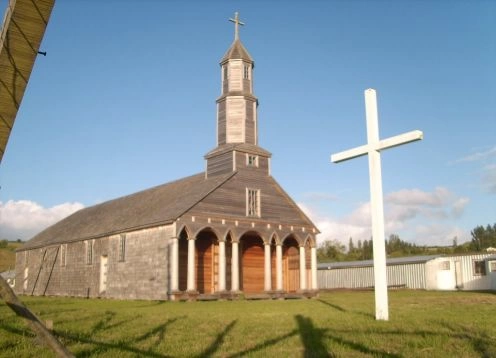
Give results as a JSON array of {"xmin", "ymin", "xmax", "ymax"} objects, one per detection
[
  {"xmin": 299, "ymin": 245, "xmax": 306, "ymax": 290},
  {"xmin": 170, "ymin": 237, "xmax": 179, "ymax": 292},
  {"xmin": 218, "ymin": 240, "xmax": 226, "ymax": 291},
  {"xmin": 231, "ymin": 241, "xmax": 239, "ymax": 291},
  {"xmin": 311, "ymin": 246, "xmax": 318, "ymax": 290},
  {"xmin": 187, "ymin": 238, "xmax": 196, "ymax": 291},
  {"xmin": 264, "ymin": 243, "xmax": 271, "ymax": 291},
  {"xmin": 276, "ymin": 244, "xmax": 283, "ymax": 291}
]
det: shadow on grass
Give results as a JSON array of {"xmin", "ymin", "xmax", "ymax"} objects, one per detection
[
  {"xmin": 196, "ymin": 320, "xmax": 237, "ymax": 357},
  {"xmin": 58, "ymin": 316, "xmax": 186, "ymax": 357},
  {"xmin": 227, "ymin": 329, "xmax": 299, "ymax": 357},
  {"xmin": 316, "ymin": 299, "xmax": 347, "ymax": 312},
  {"xmin": 295, "ymin": 315, "xmax": 332, "ymax": 357}
]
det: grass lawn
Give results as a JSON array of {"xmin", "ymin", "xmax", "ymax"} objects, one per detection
[{"xmin": 0, "ymin": 290, "xmax": 495, "ymax": 357}]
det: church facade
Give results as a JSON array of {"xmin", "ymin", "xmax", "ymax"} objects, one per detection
[{"xmin": 15, "ymin": 14, "xmax": 319, "ymax": 301}]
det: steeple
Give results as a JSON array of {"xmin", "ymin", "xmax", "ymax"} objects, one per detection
[
  {"xmin": 205, "ymin": 12, "xmax": 271, "ymax": 179},
  {"xmin": 217, "ymin": 12, "xmax": 257, "ymax": 146}
]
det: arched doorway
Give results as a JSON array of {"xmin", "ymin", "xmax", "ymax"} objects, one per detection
[
  {"xmin": 283, "ymin": 236, "xmax": 300, "ymax": 292},
  {"xmin": 196, "ymin": 228, "xmax": 218, "ymax": 294},
  {"xmin": 240, "ymin": 231, "xmax": 264, "ymax": 293},
  {"xmin": 178, "ymin": 228, "xmax": 188, "ymax": 292}
]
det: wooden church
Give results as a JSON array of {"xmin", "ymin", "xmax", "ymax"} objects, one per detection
[{"xmin": 15, "ymin": 13, "xmax": 319, "ymax": 300}]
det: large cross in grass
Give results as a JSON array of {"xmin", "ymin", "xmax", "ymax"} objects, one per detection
[{"xmin": 331, "ymin": 89, "xmax": 423, "ymax": 320}]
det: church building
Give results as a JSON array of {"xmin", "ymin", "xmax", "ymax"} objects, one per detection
[{"xmin": 15, "ymin": 13, "xmax": 319, "ymax": 300}]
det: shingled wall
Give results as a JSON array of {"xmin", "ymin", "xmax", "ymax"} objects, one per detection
[{"xmin": 15, "ymin": 224, "xmax": 174, "ymax": 300}]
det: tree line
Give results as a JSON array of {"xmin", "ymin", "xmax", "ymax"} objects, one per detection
[{"xmin": 318, "ymin": 223, "xmax": 496, "ymax": 262}]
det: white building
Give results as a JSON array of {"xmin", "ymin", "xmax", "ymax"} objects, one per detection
[{"xmin": 318, "ymin": 253, "xmax": 496, "ymax": 291}]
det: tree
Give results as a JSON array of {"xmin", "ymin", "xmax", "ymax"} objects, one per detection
[
  {"xmin": 0, "ymin": 240, "xmax": 8, "ymax": 248},
  {"xmin": 470, "ymin": 223, "xmax": 496, "ymax": 251},
  {"xmin": 317, "ymin": 240, "xmax": 346, "ymax": 262}
]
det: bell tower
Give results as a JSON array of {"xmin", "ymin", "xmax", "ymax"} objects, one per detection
[
  {"xmin": 205, "ymin": 12, "xmax": 271, "ymax": 178},
  {"xmin": 217, "ymin": 12, "xmax": 258, "ymax": 146}
]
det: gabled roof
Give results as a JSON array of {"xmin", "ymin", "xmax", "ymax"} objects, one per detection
[
  {"xmin": 20, "ymin": 172, "xmax": 235, "ymax": 250},
  {"xmin": 220, "ymin": 39, "xmax": 253, "ymax": 64}
]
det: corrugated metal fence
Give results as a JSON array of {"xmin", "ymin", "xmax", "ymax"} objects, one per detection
[{"xmin": 318, "ymin": 263, "xmax": 426, "ymax": 289}]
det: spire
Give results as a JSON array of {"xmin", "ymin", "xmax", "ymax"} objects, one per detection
[
  {"xmin": 229, "ymin": 12, "xmax": 244, "ymax": 41},
  {"xmin": 221, "ymin": 12, "xmax": 253, "ymax": 64}
]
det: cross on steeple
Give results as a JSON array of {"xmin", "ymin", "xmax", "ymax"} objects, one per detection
[{"xmin": 229, "ymin": 12, "xmax": 244, "ymax": 40}]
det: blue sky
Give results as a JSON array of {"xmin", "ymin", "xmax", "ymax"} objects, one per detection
[{"xmin": 1, "ymin": 1, "xmax": 495, "ymax": 247}]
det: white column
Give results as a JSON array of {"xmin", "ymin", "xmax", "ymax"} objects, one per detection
[
  {"xmin": 218, "ymin": 240, "xmax": 226, "ymax": 291},
  {"xmin": 231, "ymin": 241, "xmax": 239, "ymax": 291},
  {"xmin": 311, "ymin": 246, "xmax": 318, "ymax": 290},
  {"xmin": 170, "ymin": 237, "xmax": 179, "ymax": 292},
  {"xmin": 365, "ymin": 89, "xmax": 389, "ymax": 321},
  {"xmin": 299, "ymin": 246, "xmax": 306, "ymax": 290},
  {"xmin": 264, "ymin": 243, "xmax": 271, "ymax": 291},
  {"xmin": 276, "ymin": 244, "xmax": 283, "ymax": 291},
  {"xmin": 187, "ymin": 238, "xmax": 196, "ymax": 291}
]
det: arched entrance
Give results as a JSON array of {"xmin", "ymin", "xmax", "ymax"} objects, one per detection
[
  {"xmin": 240, "ymin": 231, "xmax": 264, "ymax": 293},
  {"xmin": 196, "ymin": 228, "xmax": 218, "ymax": 294},
  {"xmin": 178, "ymin": 228, "xmax": 188, "ymax": 292},
  {"xmin": 283, "ymin": 236, "xmax": 300, "ymax": 292}
]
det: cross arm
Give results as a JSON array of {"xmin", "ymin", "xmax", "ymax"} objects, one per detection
[
  {"xmin": 331, "ymin": 144, "xmax": 370, "ymax": 163},
  {"xmin": 377, "ymin": 130, "xmax": 423, "ymax": 151}
]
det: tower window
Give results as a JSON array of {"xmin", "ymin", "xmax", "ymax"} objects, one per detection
[
  {"xmin": 243, "ymin": 65, "xmax": 249, "ymax": 79},
  {"xmin": 118, "ymin": 234, "xmax": 126, "ymax": 262},
  {"xmin": 246, "ymin": 188, "xmax": 261, "ymax": 217},
  {"xmin": 247, "ymin": 154, "xmax": 258, "ymax": 167}
]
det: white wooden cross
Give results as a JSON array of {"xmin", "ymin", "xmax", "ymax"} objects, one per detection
[
  {"xmin": 229, "ymin": 12, "xmax": 245, "ymax": 40},
  {"xmin": 331, "ymin": 89, "xmax": 423, "ymax": 321}
]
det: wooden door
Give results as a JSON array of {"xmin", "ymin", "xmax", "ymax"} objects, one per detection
[{"xmin": 241, "ymin": 235, "xmax": 264, "ymax": 293}]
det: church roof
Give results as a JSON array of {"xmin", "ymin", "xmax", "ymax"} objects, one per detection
[
  {"xmin": 20, "ymin": 172, "xmax": 235, "ymax": 250},
  {"xmin": 205, "ymin": 143, "xmax": 271, "ymax": 159},
  {"xmin": 220, "ymin": 39, "xmax": 253, "ymax": 64}
]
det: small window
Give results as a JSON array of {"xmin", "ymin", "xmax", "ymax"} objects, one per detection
[
  {"xmin": 243, "ymin": 65, "xmax": 249, "ymax": 79},
  {"xmin": 247, "ymin": 154, "xmax": 258, "ymax": 167},
  {"xmin": 247, "ymin": 188, "xmax": 261, "ymax": 217},
  {"xmin": 86, "ymin": 241, "xmax": 93, "ymax": 265},
  {"xmin": 473, "ymin": 260, "xmax": 486, "ymax": 276},
  {"xmin": 489, "ymin": 261, "xmax": 496, "ymax": 272},
  {"xmin": 118, "ymin": 234, "xmax": 126, "ymax": 262},
  {"xmin": 60, "ymin": 244, "xmax": 66, "ymax": 267},
  {"xmin": 439, "ymin": 261, "xmax": 450, "ymax": 270}
]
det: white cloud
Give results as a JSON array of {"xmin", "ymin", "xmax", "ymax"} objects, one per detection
[
  {"xmin": 299, "ymin": 186, "xmax": 470, "ymax": 247},
  {"xmin": 454, "ymin": 146, "xmax": 496, "ymax": 163},
  {"xmin": 0, "ymin": 200, "xmax": 84, "ymax": 240}
]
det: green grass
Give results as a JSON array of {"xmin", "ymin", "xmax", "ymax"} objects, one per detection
[{"xmin": 1, "ymin": 290, "xmax": 495, "ymax": 357}]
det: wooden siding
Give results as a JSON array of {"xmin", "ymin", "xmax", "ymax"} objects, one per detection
[
  {"xmin": 245, "ymin": 100, "xmax": 256, "ymax": 145},
  {"xmin": 240, "ymin": 234, "xmax": 264, "ymax": 293},
  {"xmin": 217, "ymin": 101, "xmax": 226, "ymax": 145},
  {"xmin": 227, "ymin": 60, "xmax": 242, "ymax": 92},
  {"xmin": 226, "ymin": 97, "xmax": 245, "ymax": 143},
  {"xmin": 206, "ymin": 150, "xmax": 233, "ymax": 177},
  {"xmin": 188, "ymin": 169, "xmax": 312, "ymax": 226}
]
